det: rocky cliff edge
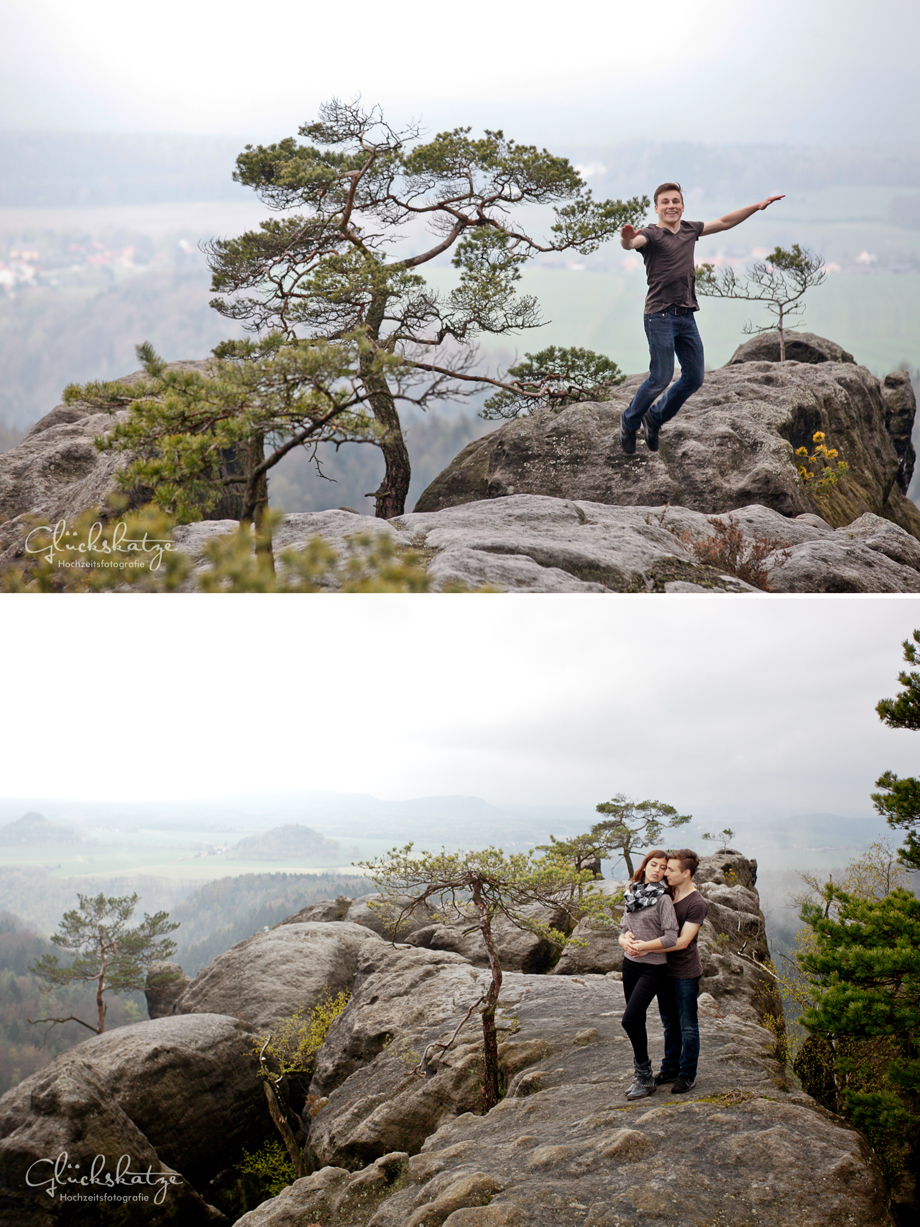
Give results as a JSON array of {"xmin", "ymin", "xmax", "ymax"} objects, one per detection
[{"xmin": 0, "ymin": 852, "xmax": 893, "ymax": 1226}]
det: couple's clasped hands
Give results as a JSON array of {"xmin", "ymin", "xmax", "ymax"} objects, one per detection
[{"xmin": 623, "ymin": 936, "xmax": 647, "ymax": 957}]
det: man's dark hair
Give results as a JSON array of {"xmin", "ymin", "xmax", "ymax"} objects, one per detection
[
  {"xmin": 668, "ymin": 848, "xmax": 699, "ymax": 876},
  {"xmin": 654, "ymin": 181, "xmax": 683, "ymax": 205}
]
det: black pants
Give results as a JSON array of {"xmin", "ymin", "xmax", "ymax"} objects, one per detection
[{"xmin": 621, "ymin": 959, "xmax": 671, "ymax": 1064}]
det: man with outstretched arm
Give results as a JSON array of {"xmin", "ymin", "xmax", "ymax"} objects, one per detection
[
  {"xmin": 618, "ymin": 183, "xmax": 785, "ymax": 454},
  {"xmin": 621, "ymin": 848, "xmax": 708, "ymax": 1093}
]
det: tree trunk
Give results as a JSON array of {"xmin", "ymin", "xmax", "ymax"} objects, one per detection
[
  {"xmin": 262, "ymin": 1082, "xmax": 307, "ymax": 1178},
  {"xmin": 361, "ymin": 296, "xmax": 410, "ymax": 519},
  {"xmin": 243, "ymin": 433, "xmax": 274, "ymax": 572},
  {"xmin": 472, "ymin": 881, "xmax": 502, "ymax": 1111},
  {"xmin": 96, "ymin": 945, "xmax": 106, "ymax": 1033}
]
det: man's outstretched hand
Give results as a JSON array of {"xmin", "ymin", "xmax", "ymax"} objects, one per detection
[{"xmin": 758, "ymin": 195, "xmax": 785, "ymax": 210}]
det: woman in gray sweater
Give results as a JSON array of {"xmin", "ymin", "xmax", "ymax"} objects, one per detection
[{"xmin": 617, "ymin": 849, "xmax": 678, "ymax": 1100}]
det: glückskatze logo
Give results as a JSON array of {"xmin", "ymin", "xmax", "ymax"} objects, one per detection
[
  {"xmin": 24, "ymin": 519, "xmax": 175, "ymax": 571},
  {"xmin": 26, "ymin": 1151, "xmax": 182, "ymax": 1205}
]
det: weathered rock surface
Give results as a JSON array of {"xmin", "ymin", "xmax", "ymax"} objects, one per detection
[
  {"xmin": 145, "ymin": 960, "xmax": 190, "ymax": 1019},
  {"xmin": 405, "ymin": 902, "xmax": 572, "ymax": 975},
  {"xmin": 165, "ymin": 496, "xmax": 920, "ymax": 593},
  {"xmin": 0, "ymin": 1013, "xmax": 268, "ymax": 1225},
  {"xmin": 343, "ymin": 893, "xmax": 441, "ymax": 941},
  {"xmin": 307, "ymin": 943, "xmax": 495, "ymax": 1169},
  {"xmin": 725, "ymin": 331, "xmax": 855, "ymax": 365},
  {"xmin": 4, "ymin": 332, "xmax": 918, "ymax": 593},
  {"xmin": 238, "ymin": 973, "xmax": 890, "ymax": 1227},
  {"xmin": 171, "ymin": 922, "xmax": 383, "ymax": 1032},
  {"xmin": 413, "ymin": 332, "xmax": 920, "ymax": 542}
]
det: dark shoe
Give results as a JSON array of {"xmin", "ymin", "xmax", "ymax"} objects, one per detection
[
  {"xmin": 625, "ymin": 1060, "xmax": 657, "ymax": 1100},
  {"xmin": 654, "ymin": 1070, "xmax": 678, "ymax": 1086},
  {"xmin": 620, "ymin": 417, "xmax": 637, "ymax": 455},
  {"xmin": 642, "ymin": 412, "xmax": 660, "ymax": 452},
  {"xmin": 671, "ymin": 1076, "xmax": 696, "ymax": 1094}
]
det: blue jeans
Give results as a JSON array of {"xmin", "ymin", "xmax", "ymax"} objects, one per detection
[
  {"xmin": 621, "ymin": 309, "xmax": 705, "ymax": 434},
  {"xmin": 657, "ymin": 976, "xmax": 701, "ymax": 1080}
]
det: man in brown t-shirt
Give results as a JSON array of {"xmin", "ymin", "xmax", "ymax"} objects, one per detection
[{"xmin": 618, "ymin": 182, "xmax": 784, "ymax": 454}]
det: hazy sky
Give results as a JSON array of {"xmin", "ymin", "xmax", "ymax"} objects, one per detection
[
  {"xmin": 4, "ymin": 596, "xmax": 920, "ymax": 824},
  {"xmin": 3, "ymin": 0, "xmax": 918, "ymax": 148}
]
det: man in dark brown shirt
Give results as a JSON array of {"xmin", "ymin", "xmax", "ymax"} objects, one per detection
[{"xmin": 618, "ymin": 182, "xmax": 784, "ymax": 454}]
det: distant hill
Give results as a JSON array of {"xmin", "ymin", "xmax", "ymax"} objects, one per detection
[
  {"xmin": 0, "ymin": 132, "xmax": 247, "ymax": 208},
  {"xmin": 228, "ymin": 823, "xmax": 340, "ymax": 861},
  {"xmin": 0, "ymin": 812, "xmax": 95, "ymax": 847}
]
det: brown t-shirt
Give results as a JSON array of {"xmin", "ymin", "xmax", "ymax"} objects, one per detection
[
  {"xmin": 666, "ymin": 889, "xmax": 708, "ymax": 978},
  {"xmin": 639, "ymin": 220, "xmax": 705, "ymax": 314}
]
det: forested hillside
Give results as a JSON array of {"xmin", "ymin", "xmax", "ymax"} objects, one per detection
[
  {"xmin": 170, "ymin": 870, "xmax": 367, "ymax": 974},
  {"xmin": 0, "ymin": 869, "xmax": 366, "ymax": 1095}
]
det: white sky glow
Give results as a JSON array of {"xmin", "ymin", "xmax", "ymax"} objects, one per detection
[
  {"xmin": 4, "ymin": 596, "xmax": 920, "ymax": 825},
  {"xmin": 2, "ymin": 0, "xmax": 917, "ymax": 146}
]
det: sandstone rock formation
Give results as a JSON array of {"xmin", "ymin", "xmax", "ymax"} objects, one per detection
[
  {"xmin": 145, "ymin": 960, "xmax": 190, "ymax": 1019},
  {"xmin": 0, "ymin": 1013, "xmax": 267, "ymax": 1225},
  {"xmin": 235, "ymin": 972, "xmax": 890, "ymax": 1227},
  {"xmin": 307, "ymin": 943, "xmax": 494, "ymax": 1169},
  {"xmin": 3, "ymin": 332, "xmax": 918, "ymax": 593},
  {"xmin": 413, "ymin": 333, "xmax": 920, "ymax": 542},
  {"xmin": 173, "ymin": 498, "xmax": 920, "ymax": 592},
  {"xmin": 170, "ymin": 922, "xmax": 383, "ymax": 1032},
  {"xmin": 0, "ymin": 853, "xmax": 895, "ymax": 1226}
]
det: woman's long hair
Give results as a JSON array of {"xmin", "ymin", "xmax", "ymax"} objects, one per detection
[{"xmin": 629, "ymin": 848, "xmax": 672, "ymax": 890}]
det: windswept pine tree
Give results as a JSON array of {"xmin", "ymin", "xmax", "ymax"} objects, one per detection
[{"xmin": 204, "ymin": 98, "xmax": 648, "ymax": 517}]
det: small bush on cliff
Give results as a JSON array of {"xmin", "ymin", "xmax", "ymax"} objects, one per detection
[
  {"xmin": 680, "ymin": 515, "xmax": 789, "ymax": 591},
  {"xmin": 237, "ymin": 1138, "xmax": 297, "ymax": 1200},
  {"xmin": 251, "ymin": 990, "xmax": 351, "ymax": 1181}
]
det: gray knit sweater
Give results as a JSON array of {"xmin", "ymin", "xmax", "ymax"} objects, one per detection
[{"xmin": 619, "ymin": 891, "xmax": 678, "ymax": 966}]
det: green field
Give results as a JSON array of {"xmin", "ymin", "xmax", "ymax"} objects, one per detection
[{"xmin": 425, "ymin": 265, "xmax": 920, "ymax": 380}]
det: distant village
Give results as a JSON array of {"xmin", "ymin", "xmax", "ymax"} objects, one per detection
[{"xmin": 0, "ymin": 234, "xmax": 200, "ymax": 298}]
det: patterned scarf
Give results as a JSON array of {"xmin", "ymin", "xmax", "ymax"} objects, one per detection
[{"xmin": 624, "ymin": 880, "xmax": 668, "ymax": 913}]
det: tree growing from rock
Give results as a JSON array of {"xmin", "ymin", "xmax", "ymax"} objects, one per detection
[
  {"xmin": 702, "ymin": 828, "xmax": 737, "ymax": 850},
  {"xmin": 250, "ymin": 991, "xmax": 351, "ymax": 1181},
  {"xmin": 70, "ymin": 332, "xmax": 395, "ymax": 535},
  {"xmin": 358, "ymin": 844, "xmax": 609, "ymax": 1108},
  {"xmin": 591, "ymin": 795, "xmax": 692, "ymax": 877},
  {"xmin": 29, "ymin": 893, "xmax": 179, "ymax": 1035},
  {"xmin": 204, "ymin": 97, "xmax": 648, "ymax": 517},
  {"xmin": 695, "ymin": 244, "xmax": 826, "ymax": 361},
  {"xmin": 872, "ymin": 628, "xmax": 920, "ymax": 870},
  {"xmin": 480, "ymin": 346, "xmax": 624, "ymax": 421}
]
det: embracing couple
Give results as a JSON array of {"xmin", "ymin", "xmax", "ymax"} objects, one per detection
[{"xmin": 617, "ymin": 848, "xmax": 708, "ymax": 1099}]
